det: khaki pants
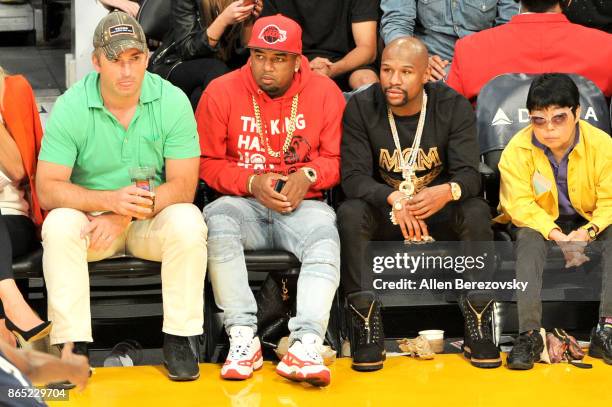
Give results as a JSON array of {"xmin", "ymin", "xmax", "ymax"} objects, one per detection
[{"xmin": 41, "ymin": 203, "xmax": 207, "ymax": 344}]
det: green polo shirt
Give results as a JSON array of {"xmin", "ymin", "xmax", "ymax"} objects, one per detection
[{"xmin": 39, "ymin": 71, "xmax": 200, "ymax": 190}]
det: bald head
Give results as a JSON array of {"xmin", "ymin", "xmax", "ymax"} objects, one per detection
[
  {"xmin": 379, "ymin": 37, "xmax": 430, "ymax": 114},
  {"xmin": 382, "ymin": 37, "xmax": 429, "ymax": 72}
]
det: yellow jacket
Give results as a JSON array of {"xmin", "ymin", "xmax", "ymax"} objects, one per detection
[{"xmin": 495, "ymin": 120, "xmax": 611, "ymax": 239}]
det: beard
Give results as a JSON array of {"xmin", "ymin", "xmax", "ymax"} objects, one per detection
[
  {"xmin": 259, "ymin": 83, "xmax": 281, "ymax": 97},
  {"xmin": 383, "ymin": 86, "xmax": 409, "ymax": 106}
]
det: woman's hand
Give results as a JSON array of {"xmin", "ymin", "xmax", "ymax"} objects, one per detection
[
  {"xmin": 219, "ymin": 1, "xmax": 255, "ymax": 26},
  {"xmin": 101, "ymin": 0, "xmax": 140, "ymax": 18}
]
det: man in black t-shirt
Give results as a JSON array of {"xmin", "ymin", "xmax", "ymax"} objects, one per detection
[
  {"xmin": 338, "ymin": 37, "xmax": 498, "ymax": 372},
  {"xmin": 261, "ymin": 0, "xmax": 379, "ymax": 91}
]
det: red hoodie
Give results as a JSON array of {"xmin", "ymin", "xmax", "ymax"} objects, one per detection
[{"xmin": 196, "ymin": 56, "xmax": 345, "ymax": 198}]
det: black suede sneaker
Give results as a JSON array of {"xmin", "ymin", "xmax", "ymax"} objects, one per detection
[
  {"xmin": 588, "ymin": 324, "xmax": 612, "ymax": 365},
  {"xmin": 459, "ymin": 296, "xmax": 501, "ymax": 368},
  {"xmin": 347, "ymin": 291, "xmax": 385, "ymax": 372},
  {"xmin": 507, "ymin": 330, "xmax": 544, "ymax": 370},
  {"xmin": 163, "ymin": 334, "xmax": 200, "ymax": 381},
  {"xmin": 47, "ymin": 342, "xmax": 90, "ymax": 390}
]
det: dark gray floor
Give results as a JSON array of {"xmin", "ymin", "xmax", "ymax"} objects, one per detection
[{"xmin": 0, "ymin": 45, "xmax": 67, "ymax": 92}]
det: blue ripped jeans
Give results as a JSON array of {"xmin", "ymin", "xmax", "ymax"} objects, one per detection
[{"xmin": 204, "ymin": 196, "xmax": 340, "ymax": 341}]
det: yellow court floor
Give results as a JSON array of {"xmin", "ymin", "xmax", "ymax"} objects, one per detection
[{"xmin": 48, "ymin": 354, "xmax": 611, "ymax": 407}]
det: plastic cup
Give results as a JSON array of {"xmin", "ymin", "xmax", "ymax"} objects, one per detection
[
  {"xmin": 129, "ymin": 166, "xmax": 156, "ymax": 210},
  {"xmin": 418, "ymin": 329, "xmax": 445, "ymax": 353}
]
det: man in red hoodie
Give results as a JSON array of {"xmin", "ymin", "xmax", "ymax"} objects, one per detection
[{"xmin": 196, "ymin": 14, "xmax": 345, "ymax": 387}]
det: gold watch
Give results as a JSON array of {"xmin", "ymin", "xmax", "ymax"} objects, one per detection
[
  {"xmin": 585, "ymin": 225, "xmax": 598, "ymax": 241},
  {"xmin": 449, "ymin": 182, "xmax": 461, "ymax": 201}
]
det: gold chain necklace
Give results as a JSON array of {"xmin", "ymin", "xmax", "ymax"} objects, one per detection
[
  {"xmin": 252, "ymin": 94, "xmax": 299, "ymax": 158},
  {"xmin": 387, "ymin": 90, "xmax": 427, "ymax": 197}
]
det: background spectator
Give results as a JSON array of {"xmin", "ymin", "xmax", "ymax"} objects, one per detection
[
  {"xmin": 563, "ymin": 0, "xmax": 612, "ymax": 33},
  {"xmin": 381, "ymin": 0, "xmax": 518, "ymax": 81},
  {"xmin": 447, "ymin": 0, "xmax": 612, "ymax": 101},
  {"xmin": 150, "ymin": 0, "xmax": 262, "ymax": 109},
  {"xmin": 261, "ymin": 0, "xmax": 379, "ymax": 91},
  {"xmin": 0, "ymin": 67, "xmax": 50, "ymax": 349}
]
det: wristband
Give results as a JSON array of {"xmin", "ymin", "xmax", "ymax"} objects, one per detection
[{"xmin": 247, "ymin": 174, "xmax": 256, "ymax": 195}]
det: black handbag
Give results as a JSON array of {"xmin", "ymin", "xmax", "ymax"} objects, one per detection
[
  {"xmin": 255, "ymin": 272, "xmax": 298, "ymax": 350},
  {"xmin": 137, "ymin": 0, "xmax": 171, "ymax": 42}
]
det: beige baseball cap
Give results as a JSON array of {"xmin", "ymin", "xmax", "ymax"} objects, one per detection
[{"xmin": 93, "ymin": 11, "xmax": 147, "ymax": 60}]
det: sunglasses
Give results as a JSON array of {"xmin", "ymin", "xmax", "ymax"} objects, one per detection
[{"xmin": 529, "ymin": 112, "xmax": 570, "ymax": 128}]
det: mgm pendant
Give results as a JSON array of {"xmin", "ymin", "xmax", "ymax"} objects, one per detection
[{"xmin": 399, "ymin": 180, "xmax": 415, "ymax": 196}]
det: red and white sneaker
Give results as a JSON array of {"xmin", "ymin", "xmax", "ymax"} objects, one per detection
[
  {"xmin": 221, "ymin": 326, "xmax": 263, "ymax": 380},
  {"xmin": 276, "ymin": 333, "xmax": 330, "ymax": 387}
]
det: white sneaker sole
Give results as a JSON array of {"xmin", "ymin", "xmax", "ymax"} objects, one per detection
[
  {"xmin": 276, "ymin": 361, "xmax": 330, "ymax": 387},
  {"xmin": 221, "ymin": 356, "xmax": 263, "ymax": 380}
]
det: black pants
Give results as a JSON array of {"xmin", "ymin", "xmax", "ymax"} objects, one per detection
[
  {"xmin": 514, "ymin": 218, "xmax": 612, "ymax": 333},
  {"xmin": 337, "ymin": 197, "xmax": 493, "ymax": 294},
  {"xmin": 167, "ymin": 58, "xmax": 230, "ymax": 110},
  {"xmin": 0, "ymin": 214, "xmax": 37, "ymax": 319}
]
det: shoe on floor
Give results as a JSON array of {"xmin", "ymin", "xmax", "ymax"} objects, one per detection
[
  {"xmin": 459, "ymin": 296, "xmax": 502, "ymax": 368},
  {"xmin": 507, "ymin": 330, "xmax": 544, "ymax": 370},
  {"xmin": 588, "ymin": 323, "xmax": 612, "ymax": 365},
  {"xmin": 347, "ymin": 291, "xmax": 385, "ymax": 372},
  {"xmin": 276, "ymin": 333, "xmax": 330, "ymax": 387},
  {"xmin": 221, "ymin": 326, "xmax": 263, "ymax": 380},
  {"xmin": 163, "ymin": 333, "xmax": 200, "ymax": 381}
]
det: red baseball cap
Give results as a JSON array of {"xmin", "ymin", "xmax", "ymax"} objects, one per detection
[{"xmin": 247, "ymin": 14, "xmax": 302, "ymax": 55}]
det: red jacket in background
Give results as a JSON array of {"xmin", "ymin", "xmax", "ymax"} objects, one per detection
[
  {"xmin": 447, "ymin": 13, "xmax": 612, "ymax": 101},
  {"xmin": 196, "ymin": 55, "xmax": 345, "ymax": 198}
]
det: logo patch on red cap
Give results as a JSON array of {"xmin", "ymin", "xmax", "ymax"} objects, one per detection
[{"xmin": 258, "ymin": 24, "xmax": 287, "ymax": 45}]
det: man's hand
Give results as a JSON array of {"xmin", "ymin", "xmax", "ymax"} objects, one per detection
[
  {"xmin": 395, "ymin": 207, "xmax": 429, "ymax": 241},
  {"xmin": 81, "ymin": 213, "xmax": 131, "ymax": 252},
  {"xmin": 280, "ymin": 170, "xmax": 312, "ymax": 211},
  {"xmin": 567, "ymin": 228, "xmax": 590, "ymax": 242},
  {"xmin": 250, "ymin": 173, "xmax": 292, "ymax": 213},
  {"xmin": 387, "ymin": 191, "xmax": 429, "ymax": 241},
  {"xmin": 404, "ymin": 184, "xmax": 452, "ymax": 219},
  {"xmin": 550, "ymin": 229, "xmax": 590, "ymax": 268},
  {"xmin": 310, "ymin": 57, "xmax": 333, "ymax": 77},
  {"xmin": 61, "ymin": 343, "xmax": 90, "ymax": 392},
  {"xmin": 428, "ymin": 55, "xmax": 449, "ymax": 82},
  {"xmin": 108, "ymin": 185, "xmax": 154, "ymax": 220}
]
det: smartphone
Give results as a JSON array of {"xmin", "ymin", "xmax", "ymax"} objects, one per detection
[{"xmin": 274, "ymin": 179, "xmax": 286, "ymax": 193}]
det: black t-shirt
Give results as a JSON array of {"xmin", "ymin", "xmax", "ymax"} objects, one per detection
[
  {"xmin": 0, "ymin": 351, "xmax": 46, "ymax": 407},
  {"xmin": 262, "ymin": 0, "xmax": 379, "ymax": 61},
  {"xmin": 341, "ymin": 82, "xmax": 481, "ymax": 208}
]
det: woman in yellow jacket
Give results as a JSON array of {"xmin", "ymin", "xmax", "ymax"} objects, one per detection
[{"xmin": 496, "ymin": 73, "xmax": 611, "ymax": 370}]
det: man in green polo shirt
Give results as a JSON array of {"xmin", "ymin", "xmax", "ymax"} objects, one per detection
[{"xmin": 36, "ymin": 12, "xmax": 207, "ymax": 382}]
